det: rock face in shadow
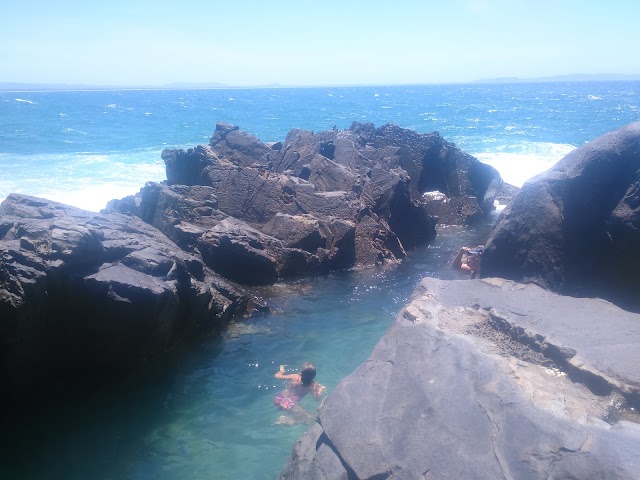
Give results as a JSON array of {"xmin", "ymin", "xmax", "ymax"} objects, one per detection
[
  {"xmin": 0, "ymin": 194, "xmax": 255, "ymax": 403},
  {"xmin": 481, "ymin": 121, "xmax": 640, "ymax": 311},
  {"xmin": 280, "ymin": 278, "xmax": 640, "ymax": 479},
  {"xmin": 108, "ymin": 122, "xmax": 512, "ymax": 285}
]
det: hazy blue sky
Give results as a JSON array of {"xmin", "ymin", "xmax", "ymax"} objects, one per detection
[{"xmin": 1, "ymin": 0, "xmax": 639, "ymax": 86}]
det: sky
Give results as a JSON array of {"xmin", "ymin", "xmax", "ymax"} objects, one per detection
[{"xmin": 1, "ymin": 0, "xmax": 639, "ymax": 87}]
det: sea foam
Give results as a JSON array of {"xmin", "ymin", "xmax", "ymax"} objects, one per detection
[
  {"xmin": 473, "ymin": 141, "xmax": 575, "ymax": 187},
  {"xmin": 0, "ymin": 150, "xmax": 166, "ymax": 212}
]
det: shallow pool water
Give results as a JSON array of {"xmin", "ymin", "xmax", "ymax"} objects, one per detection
[{"xmin": 1, "ymin": 221, "xmax": 493, "ymax": 480}]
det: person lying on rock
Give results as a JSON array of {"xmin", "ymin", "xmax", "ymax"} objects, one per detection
[
  {"xmin": 453, "ymin": 245, "xmax": 483, "ymax": 279},
  {"xmin": 273, "ymin": 362, "xmax": 326, "ymax": 425}
]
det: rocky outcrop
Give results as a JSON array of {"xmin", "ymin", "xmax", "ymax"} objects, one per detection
[
  {"xmin": 481, "ymin": 121, "xmax": 640, "ymax": 311},
  {"xmin": 209, "ymin": 122, "xmax": 274, "ymax": 168},
  {"xmin": 108, "ymin": 122, "xmax": 512, "ymax": 285},
  {"xmin": 197, "ymin": 217, "xmax": 333, "ymax": 285},
  {"xmin": 0, "ymin": 194, "xmax": 256, "ymax": 403},
  {"xmin": 280, "ymin": 278, "xmax": 640, "ymax": 479}
]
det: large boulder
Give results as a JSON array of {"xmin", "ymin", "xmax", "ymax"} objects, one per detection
[
  {"xmin": 280, "ymin": 277, "xmax": 640, "ymax": 479},
  {"xmin": 0, "ymin": 194, "xmax": 255, "ymax": 403},
  {"xmin": 261, "ymin": 213, "xmax": 356, "ymax": 270},
  {"xmin": 481, "ymin": 121, "xmax": 640, "ymax": 311},
  {"xmin": 197, "ymin": 217, "xmax": 327, "ymax": 285}
]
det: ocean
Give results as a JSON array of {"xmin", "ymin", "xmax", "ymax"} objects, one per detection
[
  {"xmin": 2, "ymin": 82, "xmax": 638, "ymax": 211},
  {"xmin": 1, "ymin": 82, "xmax": 639, "ymax": 479}
]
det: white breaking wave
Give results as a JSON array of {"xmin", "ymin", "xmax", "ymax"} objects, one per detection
[
  {"xmin": 0, "ymin": 150, "xmax": 166, "ymax": 212},
  {"xmin": 43, "ymin": 185, "xmax": 151, "ymax": 213},
  {"xmin": 15, "ymin": 98, "xmax": 37, "ymax": 104},
  {"xmin": 473, "ymin": 141, "xmax": 576, "ymax": 187}
]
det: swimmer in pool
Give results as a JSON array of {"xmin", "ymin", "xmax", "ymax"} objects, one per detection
[
  {"xmin": 273, "ymin": 362, "xmax": 326, "ymax": 425},
  {"xmin": 453, "ymin": 245, "xmax": 483, "ymax": 279}
]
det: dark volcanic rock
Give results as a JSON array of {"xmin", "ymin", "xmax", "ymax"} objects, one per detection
[
  {"xmin": 280, "ymin": 278, "xmax": 640, "ymax": 479},
  {"xmin": 209, "ymin": 122, "xmax": 274, "ymax": 168},
  {"xmin": 303, "ymin": 154, "xmax": 356, "ymax": 192},
  {"xmin": 261, "ymin": 213, "xmax": 356, "ymax": 269},
  {"xmin": 0, "ymin": 194, "xmax": 254, "ymax": 402},
  {"xmin": 109, "ymin": 122, "xmax": 512, "ymax": 285},
  {"xmin": 481, "ymin": 121, "xmax": 640, "ymax": 311},
  {"xmin": 354, "ymin": 208, "xmax": 405, "ymax": 265},
  {"xmin": 261, "ymin": 213, "xmax": 332, "ymax": 252},
  {"xmin": 197, "ymin": 217, "xmax": 326, "ymax": 285},
  {"xmin": 107, "ymin": 182, "xmax": 226, "ymax": 251},
  {"xmin": 162, "ymin": 144, "xmax": 217, "ymax": 186}
]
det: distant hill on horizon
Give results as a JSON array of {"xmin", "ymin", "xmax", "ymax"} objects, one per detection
[
  {"xmin": 2, "ymin": 74, "xmax": 640, "ymax": 91},
  {"xmin": 472, "ymin": 73, "xmax": 640, "ymax": 84}
]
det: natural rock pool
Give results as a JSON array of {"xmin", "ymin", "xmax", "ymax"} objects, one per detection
[{"xmin": 1, "ymin": 219, "xmax": 495, "ymax": 480}]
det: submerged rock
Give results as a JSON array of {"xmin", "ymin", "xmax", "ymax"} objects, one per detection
[
  {"xmin": 481, "ymin": 121, "xmax": 640, "ymax": 311},
  {"xmin": 280, "ymin": 278, "xmax": 640, "ymax": 479},
  {"xmin": 107, "ymin": 122, "xmax": 514, "ymax": 285}
]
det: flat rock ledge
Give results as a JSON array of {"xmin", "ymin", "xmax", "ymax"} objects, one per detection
[{"xmin": 280, "ymin": 278, "xmax": 640, "ymax": 480}]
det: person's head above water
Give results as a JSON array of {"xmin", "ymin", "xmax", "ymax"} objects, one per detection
[{"xmin": 300, "ymin": 362, "xmax": 316, "ymax": 385}]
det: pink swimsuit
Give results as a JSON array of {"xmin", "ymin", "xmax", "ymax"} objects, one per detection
[{"xmin": 274, "ymin": 383, "xmax": 311, "ymax": 410}]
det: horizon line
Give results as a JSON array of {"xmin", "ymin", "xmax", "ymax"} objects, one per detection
[{"xmin": 2, "ymin": 73, "xmax": 640, "ymax": 92}]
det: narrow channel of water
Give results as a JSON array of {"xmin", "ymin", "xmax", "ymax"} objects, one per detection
[{"xmin": 1, "ymin": 217, "xmax": 496, "ymax": 480}]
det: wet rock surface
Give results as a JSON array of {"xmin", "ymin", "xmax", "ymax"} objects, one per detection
[{"xmin": 280, "ymin": 277, "xmax": 640, "ymax": 479}]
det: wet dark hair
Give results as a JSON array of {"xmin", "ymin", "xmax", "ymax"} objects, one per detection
[{"xmin": 300, "ymin": 362, "xmax": 316, "ymax": 386}]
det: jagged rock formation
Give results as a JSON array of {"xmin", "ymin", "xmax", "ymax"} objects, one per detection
[
  {"xmin": 0, "ymin": 194, "xmax": 256, "ymax": 403},
  {"xmin": 280, "ymin": 278, "xmax": 640, "ymax": 479},
  {"xmin": 481, "ymin": 121, "xmax": 640, "ymax": 311},
  {"xmin": 107, "ymin": 122, "xmax": 510, "ymax": 285}
]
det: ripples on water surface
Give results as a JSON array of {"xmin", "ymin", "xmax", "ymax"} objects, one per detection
[{"xmin": 1, "ymin": 219, "xmax": 494, "ymax": 479}]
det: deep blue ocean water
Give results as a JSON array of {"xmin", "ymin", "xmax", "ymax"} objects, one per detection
[{"xmin": 0, "ymin": 83, "xmax": 639, "ymax": 479}]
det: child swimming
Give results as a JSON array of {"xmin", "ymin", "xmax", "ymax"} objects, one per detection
[{"xmin": 273, "ymin": 362, "xmax": 326, "ymax": 425}]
